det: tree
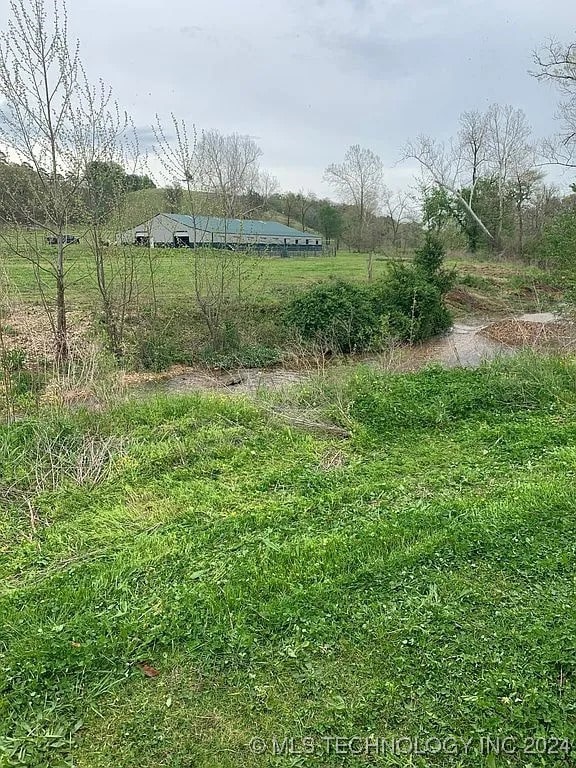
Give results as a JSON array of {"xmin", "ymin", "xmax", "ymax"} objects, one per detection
[
  {"xmin": 153, "ymin": 116, "xmax": 263, "ymax": 348},
  {"xmin": 85, "ymin": 127, "xmax": 154, "ymax": 360},
  {"xmin": 296, "ymin": 190, "xmax": 316, "ymax": 231},
  {"xmin": 421, "ymin": 186, "xmax": 458, "ymax": 233},
  {"xmin": 485, "ymin": 104, "xmax": 534, "ymax": 245},
  {"xmin": 257, "ymin": 171, "xmax": 279, "ymax": 204},
  {"xmin": 0, "ymin": 0, "xmax": 121, "ymax": 362},
  {"xmin": 124, "ymin": 173, "xmax": 155, "ymax": 192},
  {"xmin": 324, "ymin": 145, "xmax": 383, "ymax": 246},
  {"xmin": 281, "ymin": 192, "xmax": 298, "ymax": 227},
  {"xmin": 527, "ymin": 184, "xmax": 563, "ymax": 242},
  {"xmin": 533, "ymin": 39, "xmax": 576, "ymax": 167},
  {"xmin": 458, "ymin": 110, "xmax": 489, "ymax": 197},
  {"xmin": 317, "ymin": 203, "xmax": 343, "ymax": 247},
  {"xmin": 0, "ymin": 158, "xmax": 44, "ymax": 223},
  {"xmin": 84, "ymin": 161, "xmax": 127, "ymax": 225},
  {"xmin": 456, "ymin": 178, "xmax": 503, "ymax": 252},
  {"xmin": 165, "ymin": 183, "xmax": 183, "ymax": 213},
  {"xmin": 404, "ymin": 135, "xmax": 496, "ymax": 244},
  {"xmin": 510, "ymin": 168, "xmax": 543, "ymax": 257},
  {"xmin": 406, "ymin": 105, "xmax": 536, "ymax": 250},
  {"xmin": 382, "ymin": 189, "xmax": 415, "ymax": 249},
  {"xmin": 541, "ymin": 210, "xmax": 576, "ymax": 270},
  {"xmin": 197, "ymin": 129, "xmax": 262, "ymax": 217}
]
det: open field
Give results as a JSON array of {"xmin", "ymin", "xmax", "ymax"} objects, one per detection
[
  {"xmin": 0, "ymin": 244, "xmax": 565, "ymax": 313},
  {"xmin": 1, "ymin": 238, "xmax": 570, "ymax": 376},
  {"xmin": 2, "ymin": 355, "xmax": 576, "ymax": 766}
]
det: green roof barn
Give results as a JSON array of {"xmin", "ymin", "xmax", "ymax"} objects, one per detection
[{"xmin": 119, "ymin": 213, "xmax": 323, "ymax": 252}]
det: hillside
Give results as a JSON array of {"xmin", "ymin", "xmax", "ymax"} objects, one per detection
[
  {"xmin": 2, "ymin": 355, "xmax": 576, "ymax": 766},
  {"xmin": 122, "ymin": 189, "xmax": 321, "ymax": 234}
]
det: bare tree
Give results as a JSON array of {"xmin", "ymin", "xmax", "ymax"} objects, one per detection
[
  {"xmin": 153, "ymin": 117, "xmax": 263, "ymax": 348},
  {"xmin": 282, "ymin": 191, "xmax": 298, "ymax": 227},
  {"xmin": 485, "ymin": 104, "xmax": 534, "ymax": 244},
  {"xmin": 406, "ymin": 106, "xmax": 534, "ymax": 248},
  {"xmin": 404, "ymin": 135, "xmax": 495, "ymax": 242},
  {"xmin": 324, "ymin": 145, "xmax": 382, "ymax": 244},
  {"xmin": 153, "ymin": 114, "xmax": 200, "ymax": 204},
  {"xmin": 533, "ymin": 40, "xmax": 576, "ymax": 167},
  {"xmin": 153, "ymin": 113, "xmax": 213, "ymax": 236},
  {"xmin": 458, "ymin": 110, "xmax": 489, "ymax": 206},
  {"xmin": 197, "ymin": 130, "xmax": 262, "ymax": 218},
  {"xmin": 257, "ymin": 171, "xmax": 279, "ymax": 205},
  {"xmin": 382, "ymin": 188, "xmax": 415, "ymax": 249},
  {"xmin": 510, "ymin": 168, "xmax": 543, "ymax": 257},
  {"xmin": 296, "ymin": 189, "xmax": 316, "ymax": 231},
  {"xmin": 81, "ymin": 121, "xmax": 156, "ymax": 359},
  {"xmin": 0, "ymin": 0, "xmax": 80, "ymax": 362},
  {"xmin": 527, "ymin": 183, "xmax": 562, "ymax": 239},
  {"xmin": 0, "ymin": 0, "xmax": 121, "ymax": 363}
]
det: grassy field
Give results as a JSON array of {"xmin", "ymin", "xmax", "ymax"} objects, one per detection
[
  {"xmin": 0, "ymin": 243, "xmax": 564, "ymax": 315},
  {"xmin": 2, "ymin": 355, "xmax": 576, "ymax": 766}
]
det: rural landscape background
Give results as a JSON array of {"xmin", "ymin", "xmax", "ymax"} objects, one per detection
[{"xmin": 2, "ymin": 0, "xmax": 576, "ymax": 766}]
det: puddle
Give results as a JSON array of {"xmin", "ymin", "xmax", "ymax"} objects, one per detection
[{"xmin": 132, "ymin": 313, "xmax": 574, "ymax": 397}]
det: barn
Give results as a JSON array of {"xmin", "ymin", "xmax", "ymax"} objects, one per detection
[{"xmin": 118, "ymin": 213, "xmax": 323, "ymax": 253}]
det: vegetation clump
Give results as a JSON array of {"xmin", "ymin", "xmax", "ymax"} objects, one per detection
[
  {"xmin": 283, "ymin": 279, "xmax": 382, "ymax": 353},
  {"xmin": 284, "ymin": 235, "xmax": 455, "ymax": 350}
]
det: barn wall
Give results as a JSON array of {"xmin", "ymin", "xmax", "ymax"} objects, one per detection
[{"xmin": 150, "ymin": 216, "xmax": 180, "ymax": 244}]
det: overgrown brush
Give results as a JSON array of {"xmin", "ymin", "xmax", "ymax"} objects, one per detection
[{"xmin": 283, "ymin": 234, "xmax": 455, "ymax": 351}]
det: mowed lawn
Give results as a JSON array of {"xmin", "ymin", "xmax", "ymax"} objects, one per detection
[{"xmin": 2, "ymin": 356, "xmax": 576, "ymax": 766}]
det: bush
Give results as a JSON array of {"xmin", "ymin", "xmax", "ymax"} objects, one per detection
[
  {"xmin": 131, "ymin": 319, "xmax": 191, "ymax": 372},
  {"xmin": 414, "ymin": 232, "xmax": 457, "ymax": 292},
  {"xmin": 414, "ymin": 232, "xmax": 445, "ymax": 274},
  {"xmin": 540, "ymin": 211, "xmax": 576, "ymax": 271},
  {"xmin": 372, "ymin": 264, "xmax": 452, "ymax": 342},
  {"xmin": 283, "ymin": 279, "xmax": 382, "ymax": 353},
  {"xmin": 284, "ymin": 248, "xmax": 454, "ymax": 352},
  {"xmin": 369, "ymin": 234, "xmax": 454, "ymax": 343},
  {"xmin": 199, "ymin": 344, "xmax": 282, "ymax": 370}
]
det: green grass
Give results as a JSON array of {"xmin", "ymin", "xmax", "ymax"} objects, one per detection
[
  {"xmin": 0, "ymin": 241, "xmax": 562, "ymax": 312},
  {"xmin": 0, "ymin": 246, "xmax": 392, "ymax": 307},
  {"xmin": 2, "ymin": 354, "xmax": 576, "ymax": 766}
]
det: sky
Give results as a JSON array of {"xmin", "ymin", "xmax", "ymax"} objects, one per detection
[{"xmin": 2, "ymin": 0, "xmax": 575, "ymax": 197}]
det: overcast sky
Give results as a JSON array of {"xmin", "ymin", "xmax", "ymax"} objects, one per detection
[{"xmin": 3, "ymin": 0, "xmax": 575, "ymax": 196}]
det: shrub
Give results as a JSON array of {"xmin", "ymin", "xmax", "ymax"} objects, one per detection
[
  {"xmin": 414, "ymin": 232, "xmax": 456, "ymax": 293},
  {"xmin": 369, "ymin": 234, "xmax": 454, "ymax": 343},
  {"xmin": 131, "ymin": 319, "xmax": 190, "ymax": 372},
  {"xmin": 540, "ymin": 211, "xmax": 576, "ymax": 272},
  {"xmin": 414, "ymin": 232, "xmax": 445, "ymax": 274},
  {"xmin": 199, "ymin": 344, "xmax": 282, "ymax": 370},
  {"xmin": 372, "ymin": 264, "xmax": 452, "ymax": 342},
  {"xmin": 283, "ymin": 279, "xmax": 382, "ymax": 353}
]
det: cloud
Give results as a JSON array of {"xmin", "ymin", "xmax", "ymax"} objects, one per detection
[
  {"xmin": 180, "ymin": 25, "xmax": 204, "ymax": 38},
  {"xmin": 134, "ymin": 127, "xmax": 158, "ymax": 149},
  {"xmin": 7, "ymin": 0, "xmax": 572, "ymax": 195}
]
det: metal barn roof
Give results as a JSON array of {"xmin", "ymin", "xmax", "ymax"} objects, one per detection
[{"xmin": 163, "ymin": 213, "xmax": 314, "ymax": 239}]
